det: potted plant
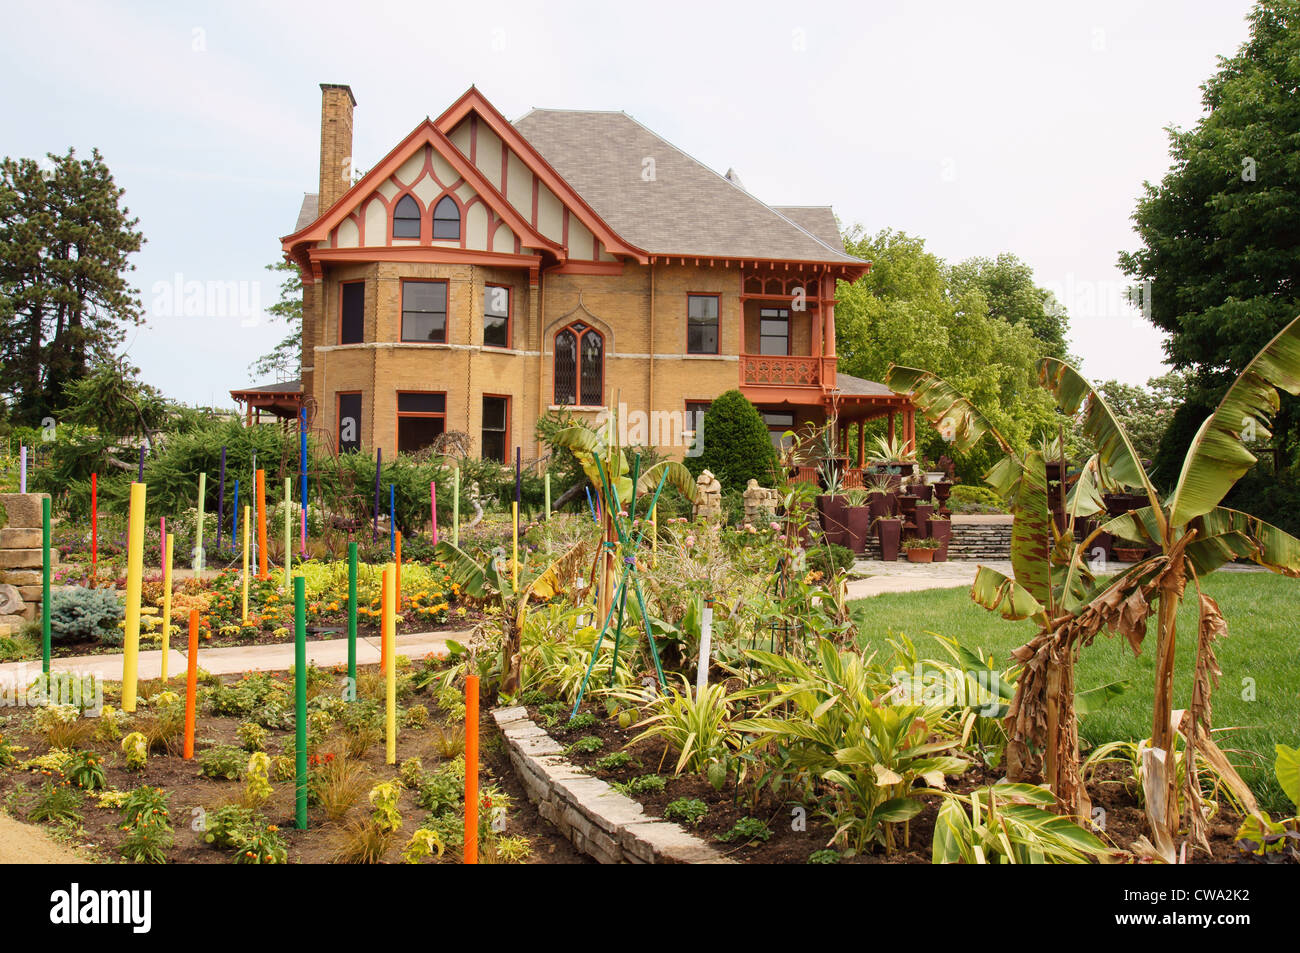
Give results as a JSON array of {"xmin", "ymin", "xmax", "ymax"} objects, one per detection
[
  {"xmin": 868, "ymin": 434, "xmax": 917, "ymax": 476},
  {"xmin": 842, "ymin": 487, "xmax": 872, "ymax": 555},
  {"xmin": 903, "ymin": 537, "xmax": 941, "ymax": 563},
  {"xmin": 874, "ymin": 515, "xmax": 902, "ymax": 561},
  {"xmin": 927, "ymin": 516, "xmax": 952, "ymax": 561},
  {"xmin": 866, "ymin": 474, "xmax": 894, "ymax": 521},
  {"xmin": 1112, "ymin": 541, "xmax": 1147, "ymax": 563}
]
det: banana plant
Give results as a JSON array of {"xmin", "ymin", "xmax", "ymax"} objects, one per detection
[{"xmin": 434, "ymin": 536, "xmax": 591, "ymax": 699}]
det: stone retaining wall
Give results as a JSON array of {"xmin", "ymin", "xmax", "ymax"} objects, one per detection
[
  {"xmin": 492, "ymin": 706, "xmax": 734, "ymax": 864},
  {"xmin": 0, "ymin": 492, "xmax": 57, "ymax": 636}
]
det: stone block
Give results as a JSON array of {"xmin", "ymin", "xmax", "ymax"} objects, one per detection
[
  {"xmin": 0, "ymin": 550, "xmax": 44, "ymax": 570},
  {"xmin": 0, "ymin": 494, "xmax": 48, "ymax": 529},
  {"xmin": 0, "ymin": 527, "xmax": 42, "ymax": 549},
  {"xmin": 0, "ymin": 570, "xmax": 41, "ymax": 586}
]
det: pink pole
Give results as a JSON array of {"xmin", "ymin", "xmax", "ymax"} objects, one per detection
[
  {"xmin": 430, "ymin": 481, "xmax": 438, "ymax": 545},
  {"xmin": 160, "ymin": 517, "xmax": 166, "ymax": 563}
]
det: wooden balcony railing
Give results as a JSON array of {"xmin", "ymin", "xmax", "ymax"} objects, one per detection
[{"xmin": 740, "ymin": 354, "xmax": 822, "ymax": 387}]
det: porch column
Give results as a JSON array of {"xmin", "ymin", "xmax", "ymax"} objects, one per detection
[
  {"xmin": 822, "ymin": 273, "xmax": 836, "ymax": 358},
  {"xmin": 857, "ymin": 420, "xmax": 865, "ymax": 469},
  {"xmin": 904, "ymin": 407, "xmax": 915, "ymax": 454},
  {"xmin": 888, "ymin": 412, "xmax": 895, "ymax": 445}
]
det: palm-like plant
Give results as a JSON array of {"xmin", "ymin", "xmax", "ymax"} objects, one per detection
[{"xmin": 887, "ymin": 314, "xmax": 1300, "ymax": 858}]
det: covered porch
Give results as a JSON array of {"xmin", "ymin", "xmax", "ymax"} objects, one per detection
[
  {"xmin": 230, "ymin": 379, "xmax": 304, "ymax": 426},
  {"xmin": 787, "ymin": 373, "xmax": 916, "ymax": 487}
]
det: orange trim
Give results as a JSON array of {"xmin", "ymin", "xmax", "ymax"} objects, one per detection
[
  {"xmin": 398, "ymin": 278, "xmax": 449, "ymax": 344},
  {"xmin": 435, "ymin": 87, "xmax": 650, "ymax": 264},
  {"xmin": 481, "ymin": 393, "xmax": 511, "ymax": 463},
  {"xmin": 309, "ymin": 245, "xmax": 542, "ymax": 273},
  {"xmin": 685, "ymin": 291, "xmax": 720, "ymax": 356},
  {"xmin": 395, "ymin": 390, "xmax": 447, "ymax": 454}
]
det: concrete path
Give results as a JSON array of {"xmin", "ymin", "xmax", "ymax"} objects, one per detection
[
  {"xmin": 845, "ymin": 559, "xmax": 1010, "ymax": 600},
  {"xmin": 0, "ymin": 628, "xmax": 466, "ymax": 686}
]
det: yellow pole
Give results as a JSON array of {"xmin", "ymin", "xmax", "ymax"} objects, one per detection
[
  {"xmin": 384, "ymin": 564, "xmax": 397, "ymax": 764},
  {"xmin": 161, "ymin": 532, "xmax": 174, "ymax": 682},
  {"xmin": 122, "ymin": 482, "xmax": 146, "ymax": 712},
  {"xmin": 241, "ymin": 505, "xmax": 250, "ymax": 623},
  {"xmin": 512, "ymin": 500, "xmax": 519, "ymax": 592},
  {"xmin": 284, "ymin": 477, "xmax": 292, "ymax": 590}
]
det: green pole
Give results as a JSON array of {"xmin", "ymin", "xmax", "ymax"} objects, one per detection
[
  {"xmin": 294, "ymin": 575, "xmax": 308, "ymax": 829},
  {"xmin": 347, "ymin": 541, "xmax": 358, "ymax": 691},
  {"xmin": 41, "ymin": 496, "xmax": 51, "ymax": 675}
]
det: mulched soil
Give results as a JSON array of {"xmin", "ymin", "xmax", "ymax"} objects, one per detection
[
  {"xmin": 0, "ymin": 669, "xmax": 585, "ymax": 865},
  {"xmin": 524, "ymin": 695, "xmax": 1257, "ymax": 865}
]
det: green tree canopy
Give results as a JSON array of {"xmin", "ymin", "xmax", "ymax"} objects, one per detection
[{"xmin": 947, "ymin": 253, "xmax": 1071, "ymax": 360}]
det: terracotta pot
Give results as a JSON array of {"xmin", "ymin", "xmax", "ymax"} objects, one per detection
[
  {"xmin": 906, "ymin": 547, "xmax": 935, "ymax": 563},
  {"xmin": 846, "ymin": 505, "xmax": 872, "ymax": 555},
  {"xmin": 928, "ymin": 518, "xmax": 952, "ymax": 562},
  {"xmin": 876, "ymin": 517, "xmax": 902, "ymax": 561},
  {"xmin": 1113, "ymin": 547, "xmax": 1146, "ymax": 563}
]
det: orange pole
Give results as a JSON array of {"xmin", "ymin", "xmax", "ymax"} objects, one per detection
[
  {"xmin": 464, "ymin": 673, "xmax": 479, "ymax": 864},
  {"xmin": 395, "ymin": 531, "xmax": 402, "ymax": 612},
  {"xmin": 183, "ymin": 608, "xmax": 199, "ymax": 759},
  {"xmin": 256, "ymin": 469, "xmax": 268, "ymax": 579}
]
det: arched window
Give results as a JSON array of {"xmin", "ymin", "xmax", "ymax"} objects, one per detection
[
  {"xmin": 554, "ymin": 322, "xmax": 603, "ymax": 406},
  {"xmin": 393, "ymin": 194, "xmax": 421, "ymax": 238},
  {"xmin": 432, "ymin": 195, "xmax": 460, "ymax": 240}
]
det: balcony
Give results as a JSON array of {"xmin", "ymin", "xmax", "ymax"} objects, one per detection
[{"xmin": 740, "ymin": 354, "xmax": 821, "ymax": 386}]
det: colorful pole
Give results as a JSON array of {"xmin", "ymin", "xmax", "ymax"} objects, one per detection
[
  {"xmin": 161, "ymin": 533, "xmax": 174, "ymax": 681},
  {"xmin": 395, "ymin": 531, "xmax": 402, "ymax": 612},
  {"xmin": 585, "ymin": 486, "xmax": 597, "ymax": 522},
  {"xmin": 122, "ymin": 482, "xmax": 146, "ymax": 712},
  {"xmin": 380, "ymin": 563, "xmax": 391, "ymax": 675},
  {"xmin": 544, "ymin": 471, "xmax": 551, "ymax": 520},
  {"xmin": 389, "ymin": 484, "xmax": 396, "ymax": 555},
  {"xmin": 195, "ymin": 472, "xmax": 206, "ymax": 574},
  {"xmin": 241, "ymin": 505, "xmax": 250, "ymax": 623},
  {"xmin": 232, "ymin": 478, "xmax": 240, "ymax": 552},
  {"xmin": 511, "ymin": 501, "xmax": 519, "ymax": 592},
  {"xmin": 299, "ymin": 408, "xmax": 308, "ymax": 555},
  {"xmin": 515, "ymin": 446, "xmax": 521, "ymax": 506},
  {"xmin": 294, "ymin": 575, "xmax": 308, "ymax": 829},
  {"xmin": 138, "ymin": 445, "xmax": 145, "ymax": 482},
  {"xmin": 430, "ymin": 481, "xmax": 438, "ymax": 545},
  {"xmin": 160, "ymin": 516, "xmax": 165, "ymax": 567},
  {"xmin": 218, "ymin": 446, "xmax": 226, "ymax": 553},
  {"xmin": 347, "ymin": 541, "xmax": 358, "ymax": 691},
  {"xmin": 19, "ymin": 445, "xmax": 26, "ymax": 494},
  {"xmin": 90, "ymin": 471, "xmax": 98, "ymax": 583},
  {"xmin": 452, "ymin": 466, "xmax": 459, "ymax": 547},
  {"xmin": 373, "ymin": 448, "xmax": 382, "ymax": 540},
  {"xmin": 464, "ymin": 673, "xmax": 479, "ymax": 864},
  {"xmin": 256, "ymin": 469, "xmax": 268, "ymax": 579},
  {"xmin": 183, "ymin": 608, "xmax": 198, "ymax": 759},
  {"xmin": 383, "ymin": 565, "xmax": 396, "ymax": 765},
  {"xmin": 283, "ymin": 477, "xmax": 292, "ymax": 589},
  {"xmin": 651, "ymin": 504, "xmax": 658, "ymax": 564},
  {"xmin": 41, "ymin": 496, "xmax": 50, "ymax": 675}
]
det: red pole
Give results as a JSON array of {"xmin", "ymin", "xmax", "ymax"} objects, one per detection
[
  {"xmin": 90, "ymin": 472, "xmax": 98, "ymax": 583},
  {"xmin": 464, "ymin": 673, "xmax": 479, "ymax": 864},
  {"xmin": 183, "ymin": 608, "xmax": 199, "ymax": 759}
]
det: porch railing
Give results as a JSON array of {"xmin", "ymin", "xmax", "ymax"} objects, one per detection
[{"xmin": 740, "ymin": 354, "xmax": 821, "ymax": 387}]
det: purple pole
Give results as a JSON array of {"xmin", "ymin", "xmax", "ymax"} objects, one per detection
[
  {"xmin": 19, "ymin": 446, "xmax": 26, "ymax": 494},
  {"xmin": 218, "ymin": 446, "xmax": 226, "ymax": 553},
  {"xmin": 515, "ymin": 447, "xmax": 521, "ymax": 505},
  {"xmin": 138, "ymin": 445, "xmax": 145, "ymax": 482}
]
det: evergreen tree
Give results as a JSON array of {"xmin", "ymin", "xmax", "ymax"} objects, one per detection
[{"xmin": 685, "ymin": 389, "xmax": 778, "ymax": 490}]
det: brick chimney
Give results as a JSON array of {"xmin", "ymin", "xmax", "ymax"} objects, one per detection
[{"xmin": 318, "ymin": 83, "xmax": 356, "ymax": 213}]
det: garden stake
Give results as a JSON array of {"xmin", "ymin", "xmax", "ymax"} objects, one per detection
[
  {"xmin": 218, "ymin": 446, "xmax": 226, "ymax": 553},
  {"xmin": 585, "ymin": 485, "xmax": 596, "ymax": 522},
  {"xmin": 515, "ymin": 446, "xmax": 521, "ymax": 506},
  {"xmin": 122, "ymin": 482, "xmax": 146, "ymax": 713},
  {"xmin": 294, "ymin": 575, "xmax": 308, "ymax": 829},
  {"xmin": 161, "ymin": 533, "xmax": 174, "ymax": 681},
  {"xmin": 347, "ymin": 541, "xmax": 358, "ymax": 691},
  {"xmin": 452, "ymin": 465, "xmax": 459, "ymax": 547},
  {"xmin": 430, "ymin": 481, "xmax": 437, "ymax": 545},
  {"xmin": 232, "ymin": 478, "xmax": 240, "ymax": 552},
  {"xmin": 241, "ymin": 505, "xmax": 250, "ymax": 623},
  {"xmin": 183, "ymin": 608, "xmax": 198, "ymax": 759},
  {"xmin": 388, "ymin": 483, "xmax": 396, "ymax": 554},
  {"xmin": 299, "ymin": 408, "xmax": 308, "ymax": 554},
  {"xmin": 160, "ymin": 516, "xmax": 165, "ymax": 568},
  {"xmin": 19, "ymin": 445, "xmax": 26, "ymax": 493},
  {"xmin": 138, "ymin": 445, "xmax": 145, "ymax": 482},
  {"xmin": 395, "ymin": 531, "xmax": 402, "ymax": 611},
  {"xmin": 373, "ymin": 448, "xmax": 382, "ymax": 540},
  {"xmin": 464, "ymin": 673, "xmax": 479, "ymax": 864},
  {"xmin": 511, "ymin": 501, "xmax": 519, "ymax": 591},
  {"xmin": 696, "ymin": 597, "xmax": 714, "ymax": 699},
  {"xmin": 383, "ymin": 565, "xmax": 396, "ymax": 765},
  {"xmin": 283, "ymin": 476, "xmax": 292, "ymax": 589},
  {"xmin": 255, "ymin": 468, "xmax": 268, "ymax": 579},
  {"xmin": 380, "ymin": 563, "xmax": 391, "ymax": 674},
  {"xmin": 195, "ymin": 472, "xmax": 206, "ymax": 574},
  {"xmin": 41, "ymin": 496, "xmax": 50, "ymax": 675},
  {"xmin": 90, "ymin": 471, "xmax": 98, "ymax": 583},
  {"xmin": 544, "ymin": 470, "xmax": 551, "ymax": 519}
]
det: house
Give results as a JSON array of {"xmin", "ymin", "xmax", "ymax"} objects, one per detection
[{"xmin": 267, "ymin": 84, "xmax": 916, "ymax": 474}]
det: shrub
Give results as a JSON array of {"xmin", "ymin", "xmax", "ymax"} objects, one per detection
[
  {"xmin": 685, "ymin": 389, "xmax": 779, "ymax": 492},
  {"xmin": 198, "ymin": 744, "xmax": 246, "ymax": 780},
  {"xmin": 121, "ymin": 732, "xmax": 148, "ymax": 770},
  {"xmin": 237, "ymin": 722, "xmax": 269, "ymax": 752},
  {"xmin": 48, "ymin": 586, "xmax": 125, "ymax": 646},
  {"xmin": 806, "ymin": 543, "xmax": 855, "ymax": 578},
  {"xmin": 29, "ymin": 780, "xmax": 82, "ymax": 824},
  {"xmin": 946, "ymin": 484, "xmax": 1006, "ymax": 514},
  {"xmin": 663, "ymin": 797, "xmax": 708, "ymax": 827}
]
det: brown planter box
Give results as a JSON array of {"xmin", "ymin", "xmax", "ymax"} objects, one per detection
[
  {"xmin": 928, "ymin": 518, "xmax": 952, "ymax": 562},
  {"xmin": 845, "ymin": 506, "xmax": 872, "ymax": 555},
  {"xmin": 876, "ymin": 517, "xmax": 902, "ymax": 561}
]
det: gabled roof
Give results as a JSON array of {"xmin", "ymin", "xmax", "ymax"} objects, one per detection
[
  {"xmin": 512, "ymin": 109, "xmax": 864, "ymax": 266},
  {"xmin": 773, "ymin": 207, "xmax": 843, "ymax": 253}
]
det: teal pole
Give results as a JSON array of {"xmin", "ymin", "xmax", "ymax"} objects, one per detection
[
  {"xmin": 294, "ymin": 575, "xmax": 307, "ymax": 829},
  {"xmin": 347, "ymin": 541, "xmax": 358, "ymax": 691},
  {"xmin": 41, "ymin": 496, "xmax": 51, "ymax": 675}
]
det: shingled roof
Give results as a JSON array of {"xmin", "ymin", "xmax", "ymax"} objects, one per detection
[
  {"xmin": 773, "ymin": 206, "xmax": 843, "ymax": 253},
  {"xmin": 512, "ymin": 109, "xmax": 863, "ymax": 265}
]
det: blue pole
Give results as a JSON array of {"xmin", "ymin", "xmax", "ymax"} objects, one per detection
[
  {"xmin": 389, "ymin": 484, "xmax": 396, "ymax": 555},
  {"xmin": 585, "ymin": 486, "xmax": 597, "ymax": 522}
]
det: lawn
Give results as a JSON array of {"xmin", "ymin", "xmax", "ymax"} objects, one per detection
[{"xmin": 849, "ymin": 571, "xmax": 1300, "ymax": 812}]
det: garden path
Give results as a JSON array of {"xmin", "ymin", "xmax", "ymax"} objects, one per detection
[{"xmin": 0, "ymin": 811, "xmax": 90, "ymax": 864}]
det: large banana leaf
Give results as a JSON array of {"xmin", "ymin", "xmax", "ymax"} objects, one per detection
[
  {"xmin": 1096, "ymin": 506, "xmax": 1164, "ymax": 548},
  {"xmin": 1167, "ymin": 315, "xmax": 1300, "ymax": 527},
  {"xmin": 1188, "ymin": 507, "xmax": 1300, "ymax": 578},
  {"xmin": 1066, "ymin": 454, "xmax": 1118, "ymax": 522},
  {"xmin": 1036, "ymin": 358, "xmax": 1164, "ymax": 530},
  {"xmin": 970, "ymin": 565, "xmax": 1047, "ymax": 625},
  {"xmin": 637, "ymin": 460, "xmax": 699, "ymax": 503},
  {"xmin": 550, "ymin": 424, "xmax": 633, "ymax": 505},
  {"xmin": 434, "ymin": 540, "xmax": 503, "ymax": 599},
  {"xmin": 885, "ymin": 365, "xmax": 1012, "ymax": 453},
  {"xmin": 1008, "ymin": 450, "xmax": 1053, "ymax": 610}
]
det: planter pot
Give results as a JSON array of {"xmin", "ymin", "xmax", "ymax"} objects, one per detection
[
  {"xmin": 934, "ymin": 481, "xmax": 953, "ymax": 503},
  {"xmin": 845, "ymin": 505, "xmax": 872, "ymax": 555},
  {"xmin": 822, "ymin": 495, "xmax": 849, "ymax": 546},
  {"xmin": 906, "ymin": 547, "xmax": 935, "ymax": 563},
  {"xmin": 914, "ymin": 484, "xmax": 934, "ymax": 502},
  {"xmin": 928, "ymin": 518, "xmax": 952, "ymax": 561},
  {"xmin": 876, "ymin": 518, "xmax": 902, "ymax": 561},
  {"xmin": 898, "ymin": 495, "xmax": 918, "ymax": 516},
  {"xmin": 867, "ymin": 491, "xmax": 890, "ymax": 522},
  {"xmin": 1113, "ymin": 547, "xmax": 1145, "ymax": 563}
]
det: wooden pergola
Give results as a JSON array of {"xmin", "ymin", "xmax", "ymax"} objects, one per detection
[{"xmin": 229, "ymin": 379, "xmax": 303, "ymax": 426}]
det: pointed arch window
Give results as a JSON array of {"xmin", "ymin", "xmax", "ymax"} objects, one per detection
[
  {"xmin": 393, "ymin": 194, "xmax": 421, "ymax": 238},
  {"xmin": 554, "ymin": 322, "xmax": 603, "ymax": 406},
  {"xmin": 432, "ymin": 195, "xmax": 460, "ymax": 240}
]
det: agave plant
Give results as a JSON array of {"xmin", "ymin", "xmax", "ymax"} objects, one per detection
[{"xmin": 887, "ymin": 313, "xmax": 1300, "ymax": 859}]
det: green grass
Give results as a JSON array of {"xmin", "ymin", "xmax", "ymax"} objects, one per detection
[{"xmin": 849, "ymin": 571, "xmax": 1300, "ymax": 812}]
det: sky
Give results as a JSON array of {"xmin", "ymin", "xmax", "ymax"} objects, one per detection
[{"xmin": 0, "ymin": 0, "xmax": 1260, "ymax": 407}]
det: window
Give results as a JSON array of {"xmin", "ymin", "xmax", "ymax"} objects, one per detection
[
  {"xmin": 401, "ymin": 280, "xmax": 448, "ymax": 343},
  {"xmin": 763, "ymin": 412, "xmax": 796, "ymax": 450},
  {"xmin": 432, "ymin": 196, "xmax": 460, "ymax": 240},
  {"xmin": 339, "ymin": 281, "xmax": 364, "ymax": 344},
  {"xmin": 484, "ymin": 285, "xmax": 510, "ymax": 348},
  {"xmin": 396, "ymin": 392, "xmax": 446, "ymax": 453},
  {"xmin": 482, "ymin": 396, "xmax": 509, "ymax": 463},
  {"xmin": 684, "ymin": 400, "xmax": 710, "ymax": 450},
  {"xmin": 393, "ymin": 194, "xmax": 421, "ymax": 239},
  {"xmin": 337, "ymin": 393, "xmax": 362, "ymax": 453},
  {"xmin": 759, "ymin": 308, "xmax": 789, "ymax": 355},
  {"xmin": 687, "ymin": 294, "xmax": 719, "ymax": 354},
  {"xmin": 554, "ymin": 322, "xmax": 604, "ymax": 406}
]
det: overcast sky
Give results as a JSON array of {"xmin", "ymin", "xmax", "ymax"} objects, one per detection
[{"xmin": 1, "ymin": 0, "xmax": 1259, "ymax": 406}]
